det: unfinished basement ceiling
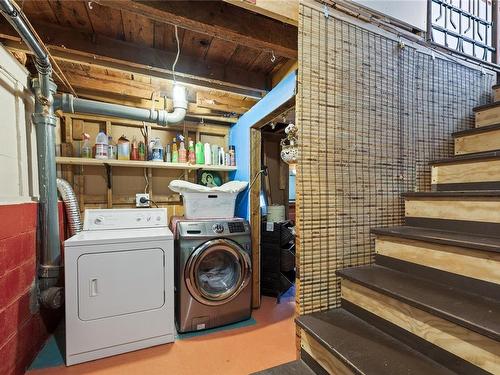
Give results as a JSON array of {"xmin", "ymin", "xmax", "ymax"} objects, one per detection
[{"xmin": 0, "ymin": 0, "xmax": 297, "ymax": 120}]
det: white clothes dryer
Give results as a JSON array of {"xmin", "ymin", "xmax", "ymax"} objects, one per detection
[{"xmin": 64, "ymin": 208, "xmax": 174, "ymax": 366}]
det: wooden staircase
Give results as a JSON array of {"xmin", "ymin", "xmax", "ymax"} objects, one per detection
[{"xmin": 254, "ymin": 85, "xmax": 500, "ymax": 374}]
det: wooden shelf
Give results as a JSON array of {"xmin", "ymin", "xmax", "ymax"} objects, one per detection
[{"xmin": 55, "ymin": 156, "xmax": 237, "ymax": 171}]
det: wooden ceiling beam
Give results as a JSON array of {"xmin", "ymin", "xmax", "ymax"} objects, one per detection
[
  {"xmin": 196, "ymin": 91, "xmax": 256, "ymax": 115},
  {"xmin": 63, "ymin": 68, "xmax": 155, "ymax": 99},
  {"xmin": 0, "ymin": 21, "xmax": 267, "ymax": 98},
  {"xmin": 95, "ymin": 0, "xmax": 298, "ymax": 59},
  {"xmin": 223, "ymin": 0, "xmax": 299, "ymax": 26}
]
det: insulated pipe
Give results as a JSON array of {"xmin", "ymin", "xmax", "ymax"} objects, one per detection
[
  {"xmin": 54, "ymin": 85, "xmax": 188, "ymax": 126},
  {"xmin": 56, "ymin": 178, "xmax": 82, "ymax": 236},
  {"xmin": 1, "ymin": 0, "xmax": 62, "ymax": 305},
  {"xmin": 31, "ymin": 77, "xmax": 60, "ymax": 292}
]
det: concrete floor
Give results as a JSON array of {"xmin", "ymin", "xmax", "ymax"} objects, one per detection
[{"xmin": 28, "ymin": 296, "xmax": 297, "ymax": 375}]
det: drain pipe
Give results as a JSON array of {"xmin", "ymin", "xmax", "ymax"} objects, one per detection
[
  {"xmin": 1, "ymin": 0, "xmax": 61, "ymax": 307},
  {"xmin": 54, "ymin": 85, "xmax": 188, "ymax": 125}
]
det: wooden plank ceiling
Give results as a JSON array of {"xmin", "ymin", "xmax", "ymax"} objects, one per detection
[{"xmin": 0, "ymin": 0, "xmax": 298, "ymax": 122}]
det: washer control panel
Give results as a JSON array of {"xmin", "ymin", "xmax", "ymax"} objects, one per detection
[{"xmin": 83, "ymin": 208, "xmax": 168, "ymax": 230}]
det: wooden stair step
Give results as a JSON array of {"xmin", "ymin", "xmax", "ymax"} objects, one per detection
[
  {"xmin": 453, "ymin": 124, "xmax": 500, "ymax": 155},
  {"xmin": 251, "ymin": 360, "xmax": 316, "ymax": 375},
  {"xmin": 371, "ymin": 225, "xmax": 500, "ymax": 253},
  {"xmin": 403, "ymin": 190, "xmax": 500, "ymax": 197},
  {"xmin": 452, "ymin": 123, "xmax": 500, "ymax": 138},
  {"xmin": 371, "ymin": 226, "xmax": 500, "ymax": 289},
  {"xmin": 337, "ymin": 265, "xmax": 500, "ymax": 341},
  {"xmin": 430, "ymin": 151, "xmax": 500, "ymax": 190},
  {"xmin": 296, "ymin": 308, "xmax": 455, "ymax": 375},
  {"xmin": 431, "ymin": 150, "xmax": 500, "ymax": 164},
  {"xmin": 403, "ymin": 191, "xmax": 500, "ymax": 236},
  {"xmin": 473, "ymin": 101, "xmax": 500, "ymax": 128},
  {"xmin": 375, "ymin": 254, "xmax": 500, "ymax": 301}
]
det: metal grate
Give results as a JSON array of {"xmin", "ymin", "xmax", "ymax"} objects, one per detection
[
  {"xmin": 296, "ymin": 2, "xmax": 494, "ymax": 315},
  {"xmin": 430, "ymin": 0, "xmax": 495, "ymax": 62}
]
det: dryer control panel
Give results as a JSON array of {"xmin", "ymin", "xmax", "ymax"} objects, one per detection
[{"xmin": 83, "ymin": 208, "xmax": 168, "ymax": 230}]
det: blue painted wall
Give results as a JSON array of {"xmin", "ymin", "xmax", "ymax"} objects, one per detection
[{"xmin": 230, "ymin": 71, "xmax": 296, "ymax": 219}]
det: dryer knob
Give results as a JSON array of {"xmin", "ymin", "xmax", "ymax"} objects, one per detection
[{"xmin": 212, "ymin": 223, "xmax": 224, "ymax": 234}]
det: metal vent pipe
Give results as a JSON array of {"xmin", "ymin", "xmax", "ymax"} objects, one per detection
[{"xmin": 54, "ymin": 88, "xmax": 188, "ymax": 126}]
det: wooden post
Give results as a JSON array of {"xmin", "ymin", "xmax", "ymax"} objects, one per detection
[{"xmin": 250, "ymin": 128, "xmax": 262, "ymax": 308}]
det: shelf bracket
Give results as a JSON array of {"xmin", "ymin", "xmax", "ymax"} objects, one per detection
[{"xmin": 104, "ymin": 163, "xmax": 112, "ymax": 189}]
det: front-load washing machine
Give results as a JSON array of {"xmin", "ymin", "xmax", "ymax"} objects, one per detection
[
  {"xmin": 64, "ymin": 208, "xmax": 175, "ymax": 366},
  {"xmin": 174, "ymin": 218, "xmax": 252, "ymax": 333}
]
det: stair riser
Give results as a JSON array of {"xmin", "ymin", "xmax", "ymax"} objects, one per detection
[
  {"xmin": 475, "ymin": 106, "xmax": 500, "ymax": 127},
  {"xmin": 405, "ymin": 198, "xmax": 500, "ymax": 235},
  {"xmin": 341, "ymin": 279, "xmax": 500, "ymax": 374},
  {"xmin": 375, "ymin": 236, "xmax": 500, "ymax": 285},
  {"xmin": 455, "ymin": 129, "xmax": 500, "ymax": 155},
  {"xmin": 300, "ymin": 329, "xmax": 354, "ymax": 375},
  {"xmin": 431, "ymin": 159, "xmax": 500, "ymax": 189}
]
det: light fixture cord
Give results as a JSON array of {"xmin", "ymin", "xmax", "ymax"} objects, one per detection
[{"xmin": 172, "ymin": 25, "xmax": 180, "ymax": 83}]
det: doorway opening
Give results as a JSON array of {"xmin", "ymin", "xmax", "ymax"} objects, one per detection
[{"xmin": 250, "ymin": 107, "xmax": 296, "ymax": 306}]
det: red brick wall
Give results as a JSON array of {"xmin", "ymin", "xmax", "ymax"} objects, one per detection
[{"xmin": 0, "ymin": 202, "xmax": 65, "ymax": 375}]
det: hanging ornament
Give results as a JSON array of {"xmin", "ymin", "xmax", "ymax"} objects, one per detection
[{"xmin": 280, "ymin": 123, "xmax": 298, "ymax": 168}]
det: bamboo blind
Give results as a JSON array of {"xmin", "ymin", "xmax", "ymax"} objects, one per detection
[{"xmin": 296, "ymin": 1, "xmax": 495, "ymax": 314}]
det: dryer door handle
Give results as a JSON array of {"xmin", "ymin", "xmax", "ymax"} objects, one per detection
[{"xmin": 89, "ymin": 278, "xmax": 99, "ymax": 297}]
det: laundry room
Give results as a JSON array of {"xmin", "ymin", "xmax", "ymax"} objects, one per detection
[
  {"xmin": 0, "ymin": 1, "xmax": 299, "ymax": 375},
  {"xmin": 5, "ymin": 1, "xmax": 499, "ymax": 375}
]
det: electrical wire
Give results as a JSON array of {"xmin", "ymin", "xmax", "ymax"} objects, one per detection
[
  {"xmin": 172, "ymin": 25, "xmax": 180, "ymax": 83},
  {"xmin": 144, "ymin": 168, "xmax": 149, "ymax": 194},
  {"xmin": 235, "ymin": 168, "xmax": 267, "ymax": 212}
]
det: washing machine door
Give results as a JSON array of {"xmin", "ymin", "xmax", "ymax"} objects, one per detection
[{"xmin": 185, "ymin": 238, "xmax": 251, "ymax": 306}]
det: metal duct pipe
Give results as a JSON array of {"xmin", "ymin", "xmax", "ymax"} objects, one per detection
[
  {"xmin": 1, "ymin": 0, "xmax": 62, "ymax": 305},
  {"xmin": 56, "ymin": 178, "xmax": 82, "ymax": 237},
  {"xmin": 54, "ymin": 84, "xmax": 188, "ymax": 125}
]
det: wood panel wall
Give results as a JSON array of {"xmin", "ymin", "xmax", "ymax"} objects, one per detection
[
  {"xmin": 296, "ymin": 1, "xmax": 495, "ymax": 314},
  {"xmin": 57, "ymin": 113, "xmax": 229, "ymax": 219}
]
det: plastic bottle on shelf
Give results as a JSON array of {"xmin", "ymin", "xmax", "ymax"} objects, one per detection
[
  {"xmin": 108, "ymin": 136, "xmax": 117, "ymax": 159},
  {"xmin": 211, "ymin": 144, "xmax": 218, "ymax": 165},
  {"xmin": 172, "ymin": 138, "xmax": 179, "ymax": 163},
  {"xmin": 195, "ymin": 140, "xmax": 204, "ymax": 164},
  {"xmin": 152, "ymin": 137, "xmax": 163, "ymax": 161},
  {"xmin": 118, "ymin": 135, "xmax": 130, "ymax": 160},
  {"xmin": 147, "ymin": 139, "xmax": 155, "ymax": 161},
  {"xmin": 95, "ymin": 131, "xmax": 109, "ymax": 159},
  {"xmin": 188, "ymin": 140, "xmax": 196, "ymax": 164},
  {"xmin": 179, "ymin": 140, "xmax": 187, "ymax": 163},
  {"xmin": 138, "ymin": 141, "xmax": 146, "ymax": 161},
  {"xmin": 81, "ymin": 133, "xmax": 92, "ymax": 158},
  {"xmin": 219, "ymin": 147, "xmax": 225, "ymax": 166},
  {"xmin": 130, "ymin": 137, "xmax": 139, "ymax": 160},
  {"xmin": 204, "ymin": 143, "xmax": 211, "ymax": 165},
  {"xmin": 165, "ymin": 144, "xmax": 171, "ymax": 162},
  {"xmin": 229, "ymin": 145, "xmax": 236, "ymax": 166}
]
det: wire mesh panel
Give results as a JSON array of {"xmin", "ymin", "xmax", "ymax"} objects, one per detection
[{"xmin": 296, "ymin": 1, "xmax": 494, "ymax": 315}]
